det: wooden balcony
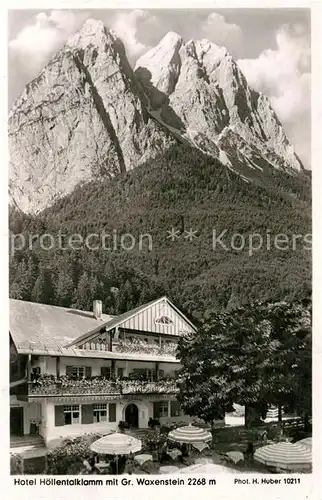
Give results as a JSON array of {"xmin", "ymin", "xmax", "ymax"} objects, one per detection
[
  {"xmin": 114, "ymin": 338, "xmax": 178, "ymax": 357},
  {"xmin": 78, "ymin": 337, "xmax": 178, "ymax": 358},
  {"xmin": 26, "ymin": 375, "xmax": 179, "ymax": 399}
]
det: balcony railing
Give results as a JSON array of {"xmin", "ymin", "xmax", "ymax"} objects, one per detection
[
  {"xmin": 114, "ymin": 338, "xmax": 178, "ymax": 357},
  {"xmin": 28, "ymin": 375, "xmax": 178, "ymax": 397},
  {"xmin": 121, "ymin": 380, "xmax": 178, "ymax": 395}
]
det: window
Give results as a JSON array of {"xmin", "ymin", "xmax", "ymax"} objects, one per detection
[
  {"xmin": 155, "ymin": 315, "xmax": 173, "ymax": 325},
  {"xmin": 159, "ymin": 401, "xmax": 169, "ymax": 417},
  {"xmin": 72, "ymin": 366, "xmax": 84, "ymax": 377},
  {"xmin": 131, "ymin": 368, "xmax": 154, "ymax": 381},
  {"xmin": 93, "ymin": 404, "xmax": 107, "ymax": 423},
  {"xmin": 64, "ymin": 405, "xmax": 80, "ymax": 425},
  {"xmin": 66, "ymin": 366, "xmax": 92, "ymax": 378}
]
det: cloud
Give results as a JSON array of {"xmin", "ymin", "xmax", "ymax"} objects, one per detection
[
  {"xmin": 9, "ymin": 10, "xmax": 88, "ymax": 102},
  {"xmin": 110, "ymin": 11, "xmax": 244, "ymax": 62},
  {"xmin": 237, "ymin": 24, "xmax": 311, "ymax": 167},
  {"xmin": 110, "ymin": 10, "xmax": 162, "ymax": 63},
  {"xmin": 237, "ymin": 23, "xmax": 311, "ymax": 166},
  {"xmin": 200, "ymin": 12, "xmax": 243, "ymax": 56}
]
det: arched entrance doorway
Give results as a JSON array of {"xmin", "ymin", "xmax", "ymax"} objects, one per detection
[{"xmin": 125, "ymin": 403, "xmax": 139, "ymax": 428}]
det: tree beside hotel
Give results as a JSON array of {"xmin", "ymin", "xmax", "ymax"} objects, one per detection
[{"xmin": 177, "ymin": 300, "xmax": 312, "ymax": 429}]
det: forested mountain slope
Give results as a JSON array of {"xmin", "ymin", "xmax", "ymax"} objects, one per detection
[{"xmin": 9, "ymin": 145, "xmax": 311, "ymax": 320}]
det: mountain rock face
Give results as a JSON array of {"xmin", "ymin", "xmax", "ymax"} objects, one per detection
[
  {"xmin": 9, "ymin": 20, "xmax": 304, "ymax": 213},
  {"xmin": 135, "ymin": 34, "xmax": 304, "ymax": 177},
  {"xmin": 9, "ymin": 20, "xmax": 173, "ymax": 213}
]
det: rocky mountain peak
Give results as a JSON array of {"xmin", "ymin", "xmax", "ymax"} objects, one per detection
[
  {"xmin": 135, "ymin": 31, "xmax": 183, "ymax": 95},
  {"xmin": 9, "ymin": 22, "xmax": 305, "ymax": 214},
  {"xmin": 159, "ymin": 31, "xmax": 183, "ymax": 47},
  {"xmin": 66, "ymin": 18, "xmax": 115, "ymax": 48},
  {"xmin": 9, "ymin": 20, "xmax": 173, "ymax": 213},
  {"xmin": 136, "ymin": 34, "xmax": 304, "ymax": 174}
]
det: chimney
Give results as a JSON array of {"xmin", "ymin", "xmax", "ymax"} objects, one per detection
[{"xmin": 93, "ymin": 300, "xmax": 102, "ymax": 319}]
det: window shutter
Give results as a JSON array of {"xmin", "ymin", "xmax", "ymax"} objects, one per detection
[
  {"xmin": 85, "ymin": 366, "xmax": 92, "ymax": 378},
  {"xmin": 109, "ymin": 403, "xmax": 116, "ymax": 422},
  {"xmin": 170, "ymin": 400, "xmax": 181, "ymax": 417},
  {"xmin": 82, "ymin": 404, "xmax": 93, "ymax": 424},
  {"xmin": 153, "ymin": 402, "xmax": 161, "ymax": 419},
  {"xmin": 54, "ymin": 405, "xmax": 65, "ymax": 427},
  {"xmin": 66, "ymin": 366, "xmax": 73, "ymax": 377}
]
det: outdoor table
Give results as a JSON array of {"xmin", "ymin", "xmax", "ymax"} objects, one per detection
[
  {"xmin": 95, "ymin": 462, "xmax": 110, "ymax": 472},
  {"xmin": 193, "ymin": 442, "xmax": 210, "ymax": 453},
  {"xmin": 226, "ymin": 451, "xmax": 244, "ymax": 464},
  {"xmin": 168, "ymin": 449, "xmax": 182, "ymax": 460},
  {"xmin": 134, "ymin": 454, "xmax": 153, "ymax": 466},
  {"xmin": 195, "ymin": 457, "xmax": 214, "ymax": 465},
  {"xmin": 159, "ymin": 465, "xmax": 180, "ymax": 474}
]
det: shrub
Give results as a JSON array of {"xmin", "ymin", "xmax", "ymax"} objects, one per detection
[
  {"xmin": 148, "ymin": 418, "xmax": 160, "ymax": 429},
  {"xmin": 140, "ymin": 460, "xmax": 160, "ymax": 474},
  {"xmin": 10, "ymin": 453, "xmax": 24, "ymax": 474},
  {"xmin": 143, "ymin": 430, "xmax": 167, "ymax": 461},
  {"xmin": 45, "ymin": 434, "xmax": 102, "ymax": 475},
  {"xmin": 118, "ymin": 421, "xmax": 130, "ymax": 432}
]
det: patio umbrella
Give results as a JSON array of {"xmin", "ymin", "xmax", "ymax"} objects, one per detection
[
  {"xmin": 90, "ymin": 433, "xmax": 142, "ymax": 474},
  {"xmin": 297, "ymin": 437, "xmax": 312, "ymax": 449},
  {"xmin": 180, "ymin": 463, "xmax": 240, "ymax": 474},
  {"xmin": 254, "ymin": 442, "xmax": 312, "ymax": 471},
  {"xmin": 168, "ymin": 424, "xmax": 212, "ymax": 456},
  {"xmin": 168, "ymin": 424, "xmax": 212, "ymax": 444},
  {"xmin": 90, "ymin": 432, "xmax": 142, "ymax": 455}
]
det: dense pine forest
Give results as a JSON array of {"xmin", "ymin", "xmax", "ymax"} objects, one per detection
[{"xmin": 9, "ymin": 145, "xmax": 311, "ymax": 321}]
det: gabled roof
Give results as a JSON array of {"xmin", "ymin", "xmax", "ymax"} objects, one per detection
[
  {"xmin": 10, "ymin": 296, "xmax": 196, "ymax": 355},
  {"xmin": 68, "ymin": 296, "xmax": 196, "ymax": 348},
  {"xmin": 10, "ymin": 299, "xmax": 115, "ymax": 351}
]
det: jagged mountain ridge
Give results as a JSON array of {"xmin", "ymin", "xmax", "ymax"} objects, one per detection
[
  {"xmin": 135, "ymin": 32, "xmax": 304, "ymax": 176},
  {"xmin": 9, "ymin": 19, "xmax": 305, "ymax": 213}
]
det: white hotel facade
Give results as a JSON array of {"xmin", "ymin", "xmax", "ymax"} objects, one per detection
[{"xmin": 10, "ymin": 296, "xmax": 197, "ymax": 446}]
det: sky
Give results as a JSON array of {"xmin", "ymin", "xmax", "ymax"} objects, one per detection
[{"xmin": 8, "ymin": 8, "xmax": 311, "ymax": 168}]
